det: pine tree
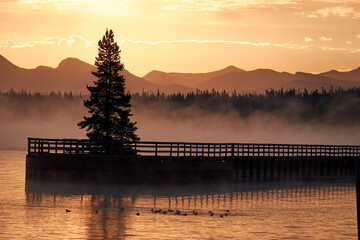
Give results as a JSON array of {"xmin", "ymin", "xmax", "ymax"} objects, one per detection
[{"xmin": 78, "ymin": 29, "xmax": 139, "ymax": 142}]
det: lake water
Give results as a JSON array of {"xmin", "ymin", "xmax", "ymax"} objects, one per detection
[{"xmin": 0, "ymin": 150, "xmax": 358, "ymax": 239}]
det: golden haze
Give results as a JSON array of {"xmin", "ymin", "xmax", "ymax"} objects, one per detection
[{"xmin": 0, "ymin": 0, "xmax": 359, "ymax": 76}]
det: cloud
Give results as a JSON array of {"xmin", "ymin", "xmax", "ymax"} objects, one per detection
[
  {"xmin": 357, "ymin": 34, "xmax": 360, "ymax": 38},
  {"xmin": 119, "ymin": 38, "xmax": 360, "ymax": 54},
  {"xmin": 0, "ymin": 0, "xmax": 86, "ymax": 5},
  {"xmin": 0, "ymin": 0, "xmax": 113, "ymax": 13},
  {"xmin": 57, "ymin": 35, "xmax": 97, "ymax": 47},
  {"xmin": 3, "ymin": 39, "xmax": 55, "ymax": 48},
  {"xmin": 306, "ymin": 6, "xmax": 360, "ymax": 19},
  {"xmin": 118, "ymin": 39, "xmax": 312, "ymax": 51},
  {"xmin": 19, "ymin": 0, "xmax": 86, "ymax": 4},
  {"xmin": 305, "ymin": 14, "xmax": 319, "ymax": 18},
  {"xmin": 0, "ymin": 35, "xmax": 98, "ymax": 48},
  {"xmin": 320, "ymin": 36, "xmax": 332, "ymax": 41},
  {"xmin": 161, "ymin": 0, "xmax": 299, "ymax": 12},
  {"xmin": 2, "ymin": 35, "xmax": 359, "ymax": 54},
  {"xmin": 120, "ymin": 39, "xmax": 273, "ymax": 47},
  {"xmin": 345, "ymin": 41, "xmax": 352, "ymax": 45},
  {"xmin": 320, "ymin": 46, "xmax": 359, "ymax": 53},
  {"xmin": 0, "ymin": 0, "xmax": 21, "ymax": 4}
]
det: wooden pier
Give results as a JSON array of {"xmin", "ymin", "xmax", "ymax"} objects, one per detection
[{"xmin": 26, "ymin": 138, "xmax": 360, "ymax": 184}]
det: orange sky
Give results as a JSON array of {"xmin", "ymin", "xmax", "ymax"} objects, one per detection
[{"xmin": 0, "ymin": 0, "xmax": 359, "ymax": 76}]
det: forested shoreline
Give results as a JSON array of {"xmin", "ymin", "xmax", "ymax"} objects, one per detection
[{"xmin": 1, "ymin": 87, "xmax": 360, "ymax": 125}]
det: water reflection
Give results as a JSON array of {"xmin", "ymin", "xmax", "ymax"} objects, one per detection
[
  {"xmin": 24, "ymin": 179, "xmax": 357, "ymax": 239},
  {"xmin": 25, "ymin": 179, "xmax": 355, "ymax": 209},
  {"xmin": 0, "ymin": 152, "xmax": 356, "ymax": 239}
]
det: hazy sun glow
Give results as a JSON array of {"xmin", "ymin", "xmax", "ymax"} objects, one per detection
[{"xmin": 0, "ymin": 0, "xmax": 359, "ymax": 75}]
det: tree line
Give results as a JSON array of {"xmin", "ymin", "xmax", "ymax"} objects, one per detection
[
  {"xmin": 1, "ymin": 87, "xmax": 360, "ymax": 125},
  {"xmin": 134, "ymin": 87, "xmax": 360, "ymax": 125}
]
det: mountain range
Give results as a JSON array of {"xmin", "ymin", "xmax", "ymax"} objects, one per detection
[{"xmin": 0, "ymin": 55, "xmax": 359, "ymax": 94}]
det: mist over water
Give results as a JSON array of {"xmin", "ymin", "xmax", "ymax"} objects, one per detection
[
  {"xmin": 134, "ymin": 104, "xmax": 360, "ymax": 145},
  {"xmin": 0, "ymin": 100, "xmax": 86, "ymax": 149},
  {"xmin": 1, "ymin": 91, "xmax": 360, "ymax": 149}
]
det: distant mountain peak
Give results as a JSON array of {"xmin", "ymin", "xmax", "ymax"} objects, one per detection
[
  {"xmin": 57, "ymin": 57, "xmax": 87, "ymax": 68},
  {"xmin": 144, "ymin": 70, "xmax": 164, "ymax": 75},
  {"xmin": 0, "ymin": 55, "xmax": 19, "ymax": 70},
  {"xmin": 57, "ymin": 57, "xmax": 95, "ymax": 73},
  {"xmin": 222, "ymin": 65, "xmax": 243, "ymax": 72}
]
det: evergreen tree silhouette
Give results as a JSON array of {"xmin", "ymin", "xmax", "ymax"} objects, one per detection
[{"xmin": 78, "ymin": 29, "xmax": 139, "ymax": 141}]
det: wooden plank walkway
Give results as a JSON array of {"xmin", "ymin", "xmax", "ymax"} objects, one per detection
[{"xmin": 28, "ymin": 138, "xmax": 360, "ymax": 160}]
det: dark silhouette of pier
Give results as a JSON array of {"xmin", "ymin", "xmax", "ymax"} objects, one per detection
[{"xmin": 26, "ymin": 138, "xmax": 359, "ymax": 184}]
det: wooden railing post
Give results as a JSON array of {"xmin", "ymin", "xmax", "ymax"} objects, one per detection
[
  {"xmin": 27, "ymin": 138, "xmax": 31, "ymax": 155},
  {"xmin": 155, "ymin": 143, "xmax": 158, "ymax": 157},
  {"xmin": 170, "ymin": 143, "xmax": 172, "ymax": 157},
  {"xmin": 40, "ymin": 139, "xmax": 43, "ymax": 153},
  {"xmin": 76, "ymin": 141, "xmax": 79, "ymax": 155},
  {"xmin": 81, "ymin": 140, "xmax": 84, "ymax": 154}
]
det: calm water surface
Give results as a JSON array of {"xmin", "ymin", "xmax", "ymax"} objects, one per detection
[{"xmin": 0, "ymin": 150, "xmax": 357, "ymax": 239}]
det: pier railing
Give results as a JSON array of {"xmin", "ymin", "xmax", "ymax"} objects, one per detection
[{"xmin": 28, "ymin": 138, "xmax": 360, "ymax": 159}]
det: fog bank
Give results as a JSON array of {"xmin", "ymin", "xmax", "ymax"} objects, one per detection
[{"xmin": 1, "ymin": 95, "xmax": 359, "ymax": 150}]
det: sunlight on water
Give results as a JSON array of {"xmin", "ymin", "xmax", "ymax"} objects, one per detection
[{"xmin": 0, "ymin": 150, "xmax": 357, "ymax": 239}]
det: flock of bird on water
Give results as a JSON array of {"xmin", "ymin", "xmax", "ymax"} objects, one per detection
[
  {"xmin": 65, "ymin": 208, "xmax": 230, "ymax": 218},
  {"xmin": 148, "ymin": 208, "xmax": 230, "ymax": 218}
]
